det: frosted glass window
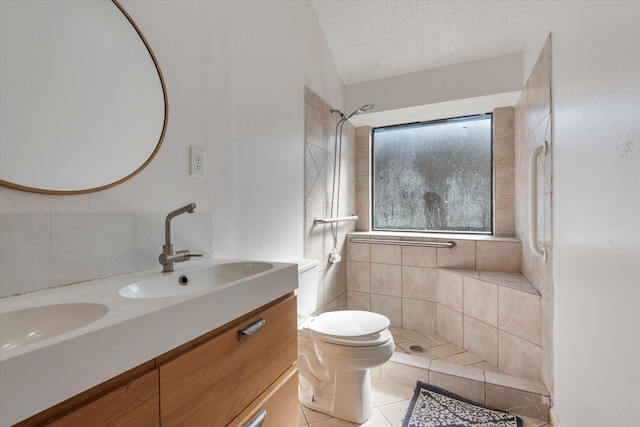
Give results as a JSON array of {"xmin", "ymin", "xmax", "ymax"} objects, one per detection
[{"xmin": 372, "ymin": 114, "xmax": 492, "ymax": 233}]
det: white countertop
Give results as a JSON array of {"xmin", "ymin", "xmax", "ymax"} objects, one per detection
[{"xmin": 0, "ymin": 258, "xmax": 297, "ymax": 426}]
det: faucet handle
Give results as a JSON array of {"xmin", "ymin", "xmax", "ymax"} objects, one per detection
[{"xmin": 175, "ymin": 250, "xmax": 203, "ymax": 261}]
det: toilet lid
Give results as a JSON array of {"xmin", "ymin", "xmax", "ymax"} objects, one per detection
[{"xmin": 306, "ymin": 310, "xmax": 390, "ymax": 338}]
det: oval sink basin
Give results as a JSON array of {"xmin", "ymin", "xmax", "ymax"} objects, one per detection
[
  {"xmin": 118, "ymin": 262, "xmax": 274, "ymax": 299},
  {"xmin": 0, "ymin": 303, "xmax": 109, "ymax": 351}
]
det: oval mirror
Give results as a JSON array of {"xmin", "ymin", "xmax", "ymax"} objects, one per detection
[{"xmin": 0, "ymin": 0, "xmax": 167, "ymax": 194}]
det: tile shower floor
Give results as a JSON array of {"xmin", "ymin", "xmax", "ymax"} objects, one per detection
[{"xmin": 298, "ymin": 327, "xmax": 550, "ymax": 427}]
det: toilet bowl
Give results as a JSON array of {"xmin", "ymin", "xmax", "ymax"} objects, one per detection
[{"xmin": 294, "ymin": 259, "xmax": 395, "ymax": 423}]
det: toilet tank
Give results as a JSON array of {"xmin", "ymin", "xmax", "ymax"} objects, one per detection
[{"xmin": 294, "ymin": 258, "xmax": 319, "ymax": 325}]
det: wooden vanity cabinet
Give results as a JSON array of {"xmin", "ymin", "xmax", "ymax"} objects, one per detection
[
  {"xmin": 16, "ymin": 294, "xmax": 298, "ymax": 427},
  {"xmin": 158, "ymin": 294, "xmax": 298, "ymax": 426},
  {"xmin": 47, "ymin": 369, "xmax": 160, "ymax": 427},
  {"xmin": 228, "ymin": 365, "xmax": 299, "ymax": 427}
]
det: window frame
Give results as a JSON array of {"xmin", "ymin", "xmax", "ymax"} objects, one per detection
[{"xmin": 370, "ymin": 113, "xmax": 494, "ymax": 235}]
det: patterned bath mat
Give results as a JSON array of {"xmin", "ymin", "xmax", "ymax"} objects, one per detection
[{"xmin": 402, "ymin": 381, "xmax": 523, "ymax": 427}]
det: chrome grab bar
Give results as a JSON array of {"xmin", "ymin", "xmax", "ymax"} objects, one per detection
[
  {"xmin": 313, "ymin": 215, "xmax": 358, "ymax": 225},
  {"xmin": 350, "ymin": 238, "xmax": 456, "ymax": 249}
]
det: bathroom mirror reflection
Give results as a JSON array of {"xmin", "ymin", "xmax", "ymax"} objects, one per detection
[{"xmin": 0, "ymin": 0, "xmax": 167, "ymax": 194}]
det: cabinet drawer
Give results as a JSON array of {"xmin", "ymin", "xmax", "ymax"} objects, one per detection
[
  {"xmin": 229, "ymin": 366, "xmax": 298, "ymax": 427},
  {"xmin": 47, "ymin": 370, "xmax": 159, "ymax": 427},
  {"xmin": 160, "ymin": 295, "xmax": 297, "ymax": 426}
]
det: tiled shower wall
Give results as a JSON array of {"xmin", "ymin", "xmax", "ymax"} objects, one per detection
[
  {"xmin": 515, "ymin": 35, "xmax": 553, "ymax": 393},
  {"xmin": 303, "ymin": 87, "xmax": 356, "ymax": 314},
  {"xmin": 344, "ymin": 98, "xmax": 549, "ymax": 384},
  {"xmin": 347, "ymin": 106, "xmax": 521, "ymax": 327}
]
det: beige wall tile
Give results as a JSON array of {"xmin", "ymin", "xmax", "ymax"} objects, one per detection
[
  {"xmin": 323, "ymin": 113, "xmax": 335, "ymax": 153},
  {"xmin": 464, "ymin": 315, "xmax": 498, "ymax": 366},
  {"xmin": 380, "ymin": 360, "xmax": 429, "ymax": 388},
  {"xmin": 493, "ymin": 107, "xmax": 515, "ymax": 168},
  {"xmin": 305, "ymin": 101, "xmax": 324, "ymax": 148},
  {"xmin": 371, "ymin": 294, "xmax": 402, "ymax": 327},
  {"xmin": 355, "ymin": 203, "xmax": 370, "ymax": 231},
  {"xmin": 437, "ymin": 269, "xmax": 463, "ymax": 311},
  {"xmin": 499, "ymin": 287, "xmax": 541, "ymax": 345},
  {"xmin": 494, "ymin": 201, "xmax": 515, "ymax": 237},
  {"xmin": 347, "ymin": 291, "xmax": 371, "ymax": 311},
  {"xmin": 463, "ymin": 277, "xmax": 498, "ymax": 326},
  {"xmin": 305, "ymin": 146, "xmax": 329, "ymax": 202},
  {"xmin": 499, "ymin": 331, "xmax": 542, "ymax": 383},
  {"xmin": 402, "ymin": 266, "xmax": 436, "ymax": 301},
  {"xmin": 437, "ymin": 239, "xmax": 476, "ymax": 269},
  {"xmin": 540, "ymin": 298, "xmax": 553, "ymax": 357},
  {"xmin": 371, "ymin": 263, "xmax": 402, "ymax": 296},
  {"xmin": 336, "ymin": 292, "xmax": 348, "ymax": 311},
  {"xmin": 347, "ymin": 260, "xmax": 371, "ymax": 292},
  {"xmin": 305, "ymin": 198, "xmax": 326, "ymax": 238},
  {"xmin": 430, "ymin": 359, "xmax": 485, "ymax": 382},
  {"xmin": 476, "ymin": 240, "xmax": 520, "ymax": 272},
  {"xmin": 323, "ymin": 262, "xmax": 346, "ymax": 304},
  {"xmin": 347, "ymin": 237, "xmax": 370, "ymax": 262},
  {"xmin": 436, "ymin": 304, "xmax": 463, "ymax": 347},
  {"xmin": 402, "ymin": 243, "xmax": 437, "ymax": 267},
  {"xmin": 402, "ymin": 299, "xmax": 436, "ymax": 331},
  {"xmin": 495, "ymin": 167, "xmax": 515, "ymax": 201},
  {"xmin": 430, "ymin": 371, "xmax": 485, "ymax": 405},
  {"xmin": 355, "ymin": 148, "xmax": 370, "ymax": 179},
  {"xmin": 304, "ymin": 86, "xmax": 325, "ymax": 113},
  {"xmin": 484, "ymin": 371, "xmax": 548, "ymax": 396},
  {"xmin": 486, "ymin": 383, "xmax": 550, "ymax": 421},
  {"xmin": 355, "ymin": 175, "xmax": 369, "ymax": 205},
  {"xmin": 371, "ymin": 240, "xmax": 402, "ymax": 264}
]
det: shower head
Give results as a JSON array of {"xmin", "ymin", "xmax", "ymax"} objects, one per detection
[
  {"xmin": 344, "ymin": 104, "xmax": 373, "ymax": 122},
  {"xmin": 344, "ymin": 103, "xmax": 374, "ymax": 121}
]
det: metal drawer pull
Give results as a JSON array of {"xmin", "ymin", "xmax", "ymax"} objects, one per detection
[
  {"xmin": 244, "ymin": 409, "xmax": 266, "ymax": 427},
  {"xmin": 238, "ymin": 318, "xmax": 266, "ymax": 341}
]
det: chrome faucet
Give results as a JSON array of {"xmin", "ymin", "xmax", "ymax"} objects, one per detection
[{"xmin": 159, "ymin": 202, "xmax": 202, "ymax": 273}]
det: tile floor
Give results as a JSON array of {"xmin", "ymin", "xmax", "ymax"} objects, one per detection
[
  {"xmin": 297, "ymin": 328, "xmax": 551, "ymax": 427},
  {"xmin": 389, "ymin": 327, "xmax": 503, "ymax": 373}
]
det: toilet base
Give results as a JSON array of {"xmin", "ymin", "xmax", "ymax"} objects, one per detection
[{"xmin": 299, "ymin": 368, "xmax": 372, "ymax": 424}]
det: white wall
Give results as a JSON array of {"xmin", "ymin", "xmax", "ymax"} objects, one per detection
[
  {"xmin": 523, "ymin": 2, "xmax": 640, "ymax": 426},
  {"xmin": 344, "ymin": 52, "xmax": 522, "ymax": 115},
  {"xmin": 0, "ymin": 1, "xmax": 344, "ymax": 295}
]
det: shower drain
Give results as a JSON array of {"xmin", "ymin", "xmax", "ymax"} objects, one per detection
[{"xmin": 409, "ymin": 345, "xmax": 425, "ymax": 353}]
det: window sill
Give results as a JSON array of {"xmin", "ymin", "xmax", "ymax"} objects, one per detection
[{"xmin": 348, "ymin": 230, "xmax": 520, "ymax": 243}]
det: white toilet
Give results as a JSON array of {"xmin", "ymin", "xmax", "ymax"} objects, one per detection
[{"xmin": 295, "ymin": 259, "xmax": 395, "ymax": 424}]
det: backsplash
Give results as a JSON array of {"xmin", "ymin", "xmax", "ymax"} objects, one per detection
[{"xmin": 0, "ymin": 211, "xmax": 212, "ymax": 298}]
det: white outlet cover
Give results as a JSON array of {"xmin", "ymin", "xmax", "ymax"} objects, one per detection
[{"xmin": 190, "ymin": 147, "xmax": 205, "ymax": 177}]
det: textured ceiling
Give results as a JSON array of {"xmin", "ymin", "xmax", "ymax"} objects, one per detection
[{"xmin": 309, "ymin": 0, "xmax": 532, "ymax": 86}]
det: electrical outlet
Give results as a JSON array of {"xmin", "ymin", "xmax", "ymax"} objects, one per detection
[{"xmin": 190, "ymin": 147, "xmax": 206, "ymax": 177}]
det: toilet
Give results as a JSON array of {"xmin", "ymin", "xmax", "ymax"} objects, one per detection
[{"xmin": 295, "ymin": 259, "xmax": 395, "ymax": 423}]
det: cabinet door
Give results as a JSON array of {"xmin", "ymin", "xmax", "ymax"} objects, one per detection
[
  {"xmin": 160, "ymin": 295, "xmax": 297, "ymax": 426},
  {"xmin": 229, "ymin": 366, "xmax": 299, "ymax": 427},
  {"xmin": 47, "ymin": 370, "xmax": 159, "ymax": 427}
]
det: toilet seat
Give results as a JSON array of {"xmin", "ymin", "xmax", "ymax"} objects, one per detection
[{"xmin": 302, "ymin": 311, "xmax": 392, "ymax": 347}]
